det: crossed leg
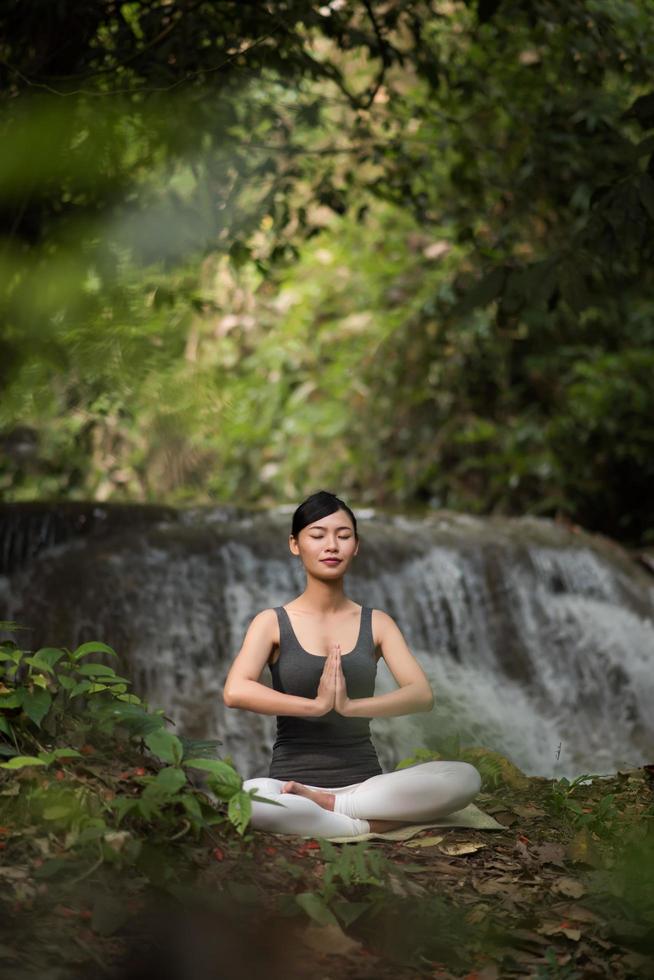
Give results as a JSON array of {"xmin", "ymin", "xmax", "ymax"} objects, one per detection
[{"xmin": 243, "ymin": 760, "xmax": 482, "ymax": 839}]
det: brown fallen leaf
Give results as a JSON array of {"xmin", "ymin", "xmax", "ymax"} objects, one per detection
[
  {"xmin": 492, "ymin": 810, "xmax": 518, "ymax": 826},
  {"xmin": 554, "ymin": 903, "xmax": 599, "ymax": 924},
  {"xmin": 404, "ymin": 834, "xmax": 445, "ymax": 848},
  {"xmin": 418, "ymin": 858, "xmax": 469, "ymax": 876},
  {"xmin": 438, "ymin": 841, "xmax": 487, "ymax": 856},
  {"xmin": 0, "ymin": 867, "xmax": 29, "ymax": 880},
  {"xmin": 508, "ymin": 927, "xmax": 552, "ymax": 948},
  {"xmin": 566, "ymin": 828, "xmax": 602, "ymax": 866},
  {"xmin": 465, "ymin": 903, "xmax": 492, "ymax": 924},
  {"xmin": 551, "ymin": 876, "xmax": 586, "ymax": 899},
  {"xmin": 537, "ymin": 920, "xmax": 582, "ymax": 941},
  {"xmin": 511, "ymin": 804, "xmax": 546, "ymax": 818},
  {"xmin": 513, "ymin": 838, "xmax": 540, "ymax": 869},
  {"xmin": 531, "ymin": 841, "xmax": 567, "ymax": 868},
  {"xmin": 472, "ymin": 878, "xmax": 513, "ymax": 896}
]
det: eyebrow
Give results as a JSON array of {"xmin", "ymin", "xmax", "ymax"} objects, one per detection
[{"xmin": 308, "ymin": 524, "xmax": 353, "ymax": 531}]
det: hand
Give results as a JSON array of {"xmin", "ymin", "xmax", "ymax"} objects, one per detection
[
  {"xmin": 312, "ymin": 647, "xmax": 337, "ymax": 717},
  {"xmin": 333, "ymin": 644, "xmax": 353, "ymax": 717}
]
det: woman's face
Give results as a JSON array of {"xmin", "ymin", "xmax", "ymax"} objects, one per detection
[{"xmin": 290, "ymin": 508, "xmax": 358, "ymax": 576}]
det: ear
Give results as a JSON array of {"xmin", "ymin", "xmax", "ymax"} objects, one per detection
[{"xmin": 288, "ymin": 534, "xmax": 299, "ymax": 556}]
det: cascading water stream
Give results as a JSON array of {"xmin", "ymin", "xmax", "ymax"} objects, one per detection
[{"xmin": 1, "ymin": 503, "xmax": 652, "ymax": 780}]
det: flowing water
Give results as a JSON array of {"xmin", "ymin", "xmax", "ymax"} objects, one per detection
[{"xmin": 1, "ymin": 503, "xmax": 653, "ymax": 780}]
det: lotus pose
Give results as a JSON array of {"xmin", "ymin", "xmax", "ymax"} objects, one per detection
[{"xmin": 222, "ymin": 490, "xmax": 482, "ymax": 838}]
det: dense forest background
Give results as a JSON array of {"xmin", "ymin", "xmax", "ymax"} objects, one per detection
[{"xmin": 2, "ymin": 0, "xmax": 654, "ymax": 546}]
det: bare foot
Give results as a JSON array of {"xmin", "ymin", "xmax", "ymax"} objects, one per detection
[
  {"xmin": 280, "ymin": 783, "xmax": 410, "ymax": 832},
  {"xmin": 368, "ymin": 819, "xmax": 410, "ymax": 833},
  {"xmin": 281, "ymin": 781, "xmax": 336, "ymax": 811}
]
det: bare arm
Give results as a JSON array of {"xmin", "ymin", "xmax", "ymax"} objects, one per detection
[
  {"xmin": 223, "ymin": 610, "xmax": 334, "ymax": 718},
  {"xmin": 337, "ymin": 610, "xmax": 434, "ymax": 719}
]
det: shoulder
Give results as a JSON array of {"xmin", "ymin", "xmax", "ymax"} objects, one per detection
[
  {"xmin": 250, "ymin": 607, "xmax": 279, "ymax": 623},
  {"xmin": 244, "ymin": 607, "xmax": 280, "ymax": 638},
  {"xmin": 370, "ymin": 608, "xmax": 401, "ymax": 644}
]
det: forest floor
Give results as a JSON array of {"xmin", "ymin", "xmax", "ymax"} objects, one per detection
[{"xmin": 1, "ymin": 760, "xmax": 653, "ymax": 980}]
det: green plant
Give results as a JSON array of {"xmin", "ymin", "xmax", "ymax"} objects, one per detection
[
  {"xmin": 0, "ymin": 620, "xmax": 140, "ymax": 755},
  {"xmin": 534, "ymin": 946, "xmax": 583, "ymax": 979},
  {"xmin": 544, "ymin": 773, "xmax": 621, "ymax": 836},
  {"xmin": 295, "ymin": 839, "xmax": 396, "ymax": 926},
  {"xmin": 0, "ymin": 622, "xmax": 270, "ymax": 863},
  {"xmin": 582, "ymin": 817, "xmax": 654, "ymax": 960}
]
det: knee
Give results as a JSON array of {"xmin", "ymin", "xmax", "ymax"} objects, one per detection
[
  {"xmin": 460, "ymin": 762, "xmax": 482, "ymax": 796},
  {"xmin": 434, "ymin": 761, "xmax": 482, "ymax": 811},
  {"xmin": 449, "ymin": 762, "xmax": 482, "ymax": 804}
]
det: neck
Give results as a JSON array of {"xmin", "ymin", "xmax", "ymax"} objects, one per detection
[{"xmin": 297, "ymin": 578, "xmax": 349, "ymax": 613}]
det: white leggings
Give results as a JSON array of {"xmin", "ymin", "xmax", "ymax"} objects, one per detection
[{"xmin": 242, "ymin": 760, "xmax": 482, "ymax": 838}]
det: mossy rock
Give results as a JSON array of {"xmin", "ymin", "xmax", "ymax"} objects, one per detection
[
  {"xmin": 395, "ymin": 745, "xmax": 531, "ymax": 791},
  {"xmin": 460, "ymin": 746, "xmax": 531, "ymax": 791}
]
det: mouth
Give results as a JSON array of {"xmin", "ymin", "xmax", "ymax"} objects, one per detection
[{"xmin": 321, "ymin": 559, "xmax": 342, "ymax": 565}]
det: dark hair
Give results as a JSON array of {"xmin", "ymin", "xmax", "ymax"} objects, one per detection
[{"xmin": 291, "ymin": 490, "xmax": 358, "ymax": 540}]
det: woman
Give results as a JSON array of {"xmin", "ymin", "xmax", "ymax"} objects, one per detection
[{"xmin": 223, "ymin": 490, "xmax": 482, "ymax": 838}]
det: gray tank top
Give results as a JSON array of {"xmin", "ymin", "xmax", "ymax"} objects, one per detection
[{"xmin": 268, "ymin": 604, "xmax": 383, "ymax": 788}]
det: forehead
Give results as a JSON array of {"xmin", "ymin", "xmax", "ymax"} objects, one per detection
[{"xmin": 307, "ymin": 510, "xmax": 353, "ymax": 531}]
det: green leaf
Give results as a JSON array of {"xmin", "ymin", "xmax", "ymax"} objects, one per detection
[
  {"xmin": 20, "ymin": 688, "xmax": 52, "ymax": 727},
  {"xmin": 295, "ymin": 892, "xmax": 339, "ymax": 926},
  {"xmin": 184, "ymin": 758, "xmax": 241, "ymax": 787},
  {"xmin": 43, "ymin": 805, "xmax": 72, "ymax": 820},
  {"xmin": 72, "ymin": 641, "xmax": 118, "ymax": 661},
  {"xmin": 0, "ymin": 650, "xmax": 22, "ymax": 663},
  {"xmin": 24, "ymin": 655, "xmax": 55, "ymax": 674},
  {"xmin": 145, "ymin": 729, "xmax": 184, "ymax": 765},
  {"xmin": 98, "ymin": 702, "xmax": 157, "ymax": 736},
  {"xmin": 110, "ymin": 797, "xmax": 139, "ymax": 824},
  {"xmin": 76, "ymin": 663, "xmax": 118, "ymax": 677},
  {"xmin": 227, "ymin": 790, "xmax": 252, "ymax": 835},
  {"xmin": 247, "ymin": 790, "xmax": 286, "ymax": 807},
  {"xmin": 0, "ymin": 755, "xmax": 47, "ymax": 768},
  {"xmin": 0, "ymin": 692, "xmax": 21, "ymax": 708},
  {"xmin": 70, "ymin": 680, "xmax": 93, "ymax": 698},
  {"xmin": 331, "ymin": 899, "xmax": 371, "ymax": 926},
  {"xmin": 143, "ymin": 766, "xmax": 187, "ymax": 798},
  {"xmin": 33, "ymin": 647, "xmax": 67, "ymax": 669},
  {"xmin": 181, "ymin": 793, "xmax": 203, "ymax": 822},
  {"xmin": 178, "ymin": 737, "xmax": 223, "ymax": 757},
  {"xmin": 155, "ymin": 766, "xmax": 187, "ymax": 793}
]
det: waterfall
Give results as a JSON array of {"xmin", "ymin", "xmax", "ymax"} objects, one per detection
[{"xmin": 1, "ymin": 503, "xmax": 652, "ymax": 780}]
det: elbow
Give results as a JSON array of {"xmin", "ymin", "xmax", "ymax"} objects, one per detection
[
  {"xmin": 222, "ymin": 685, "xmax": 238, "ymax": 709},
  {"xmin": 422, "ymin": 689, "xmax": 435, "ymax": 712}
]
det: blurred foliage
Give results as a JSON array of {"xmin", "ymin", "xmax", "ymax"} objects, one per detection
[{"xmin": 1, "ymin": 0, "xmax": 654, "ymax": 544}]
